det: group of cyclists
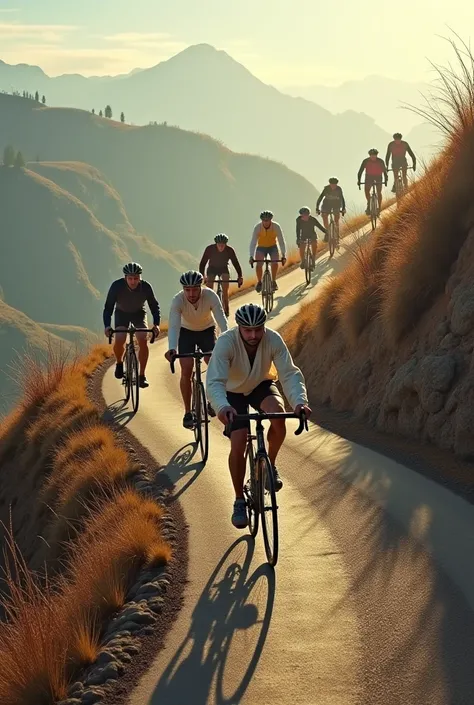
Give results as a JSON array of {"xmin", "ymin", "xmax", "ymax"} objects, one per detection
[{"xmin": 102, "ymin": 132, "xmax": 416, "ymax": 529}]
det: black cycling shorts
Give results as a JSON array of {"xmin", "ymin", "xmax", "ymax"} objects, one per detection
[
  {"xmin": 297, "ymin": 231, "xmax": 317, "ymax": 243},
  {"xmin": 114, "ymin": 309, "xmax": 147, "ymax": 329},
  {"xmin": 391, "ymin": 157, "xmax": 408, "ymax": 170},
  {"xmin": 207, "ymin": 267, "xmax": 229, "ymax": 277},
  {"xmin": 320, "ymin": 199, "xmax": 342, "ymax": 214},
  {"xmin": 365, "ymin": 175, "xmax": 383, "ymax": 186},
  {"xmin": 178, "ymin": 326, "xmax": 216, "ymax": 355},
  {"xmin": 225, "ymin": 380, "xmax": 284, "ymax": 435}
]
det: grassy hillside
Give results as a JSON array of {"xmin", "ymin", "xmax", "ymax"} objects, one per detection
[
  {"xmin": 0, "ymin": 92, "xmax": 319, "ymax": 258},
  {"xmin": 0, "ymin": 347, "xmax": 171, "ymax": 702},
  {"xmin": 284, "ymin": 49, "xmax": 474, "ymax": 459}
]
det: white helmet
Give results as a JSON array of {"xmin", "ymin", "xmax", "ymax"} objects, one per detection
[
  {"xmin": 235, "ymin": 303, "xmax": 267, "ymax": 327},
  {"xmin": 179, "ymin": 270, "xmax": 203, "ymax": 287}
]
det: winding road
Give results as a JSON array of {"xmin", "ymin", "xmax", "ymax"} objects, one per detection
[{"xmin": 103, "ymin": 224, "xmax": 474, "ymax": 705}]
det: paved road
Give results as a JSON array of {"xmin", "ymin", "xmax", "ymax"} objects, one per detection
[{"xmin": 103, "ymin": 225, "xmax": 474, "ymax": 705}]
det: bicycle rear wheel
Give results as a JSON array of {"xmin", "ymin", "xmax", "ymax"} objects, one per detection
[
  {"xmin": 193, "ymin": 380, "xmax": 209, "ymax": 465},
  {"xmin": 261, "ymin": 270, "xmax": 273, "ymax": 313},
  {"xmin": 129, "ymin": 350, "xmax": 140, "ymax": 413},
  {"xmin": 328, "ymin": 221, "xmax": 336, "ymax": 257},
  {"xmin": 258, "ymin": 454, "xmax": 279, "ymax": 566},
  {"xmin": 245, "ymin": 442, "xmax": 259, "ymax": 538},
  {"xmin": 395, "ymin": 175, "xmax": 405, "ymax": 205}
]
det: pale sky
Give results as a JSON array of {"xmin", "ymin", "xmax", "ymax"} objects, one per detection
[{"xmin": 0, "ymin": 0, "xmax": 472, "ymax": 85}]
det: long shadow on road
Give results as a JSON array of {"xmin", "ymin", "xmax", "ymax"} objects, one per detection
[{"xmin": 150, "ymin": 537, "xmax": 275, "ymax": 705}]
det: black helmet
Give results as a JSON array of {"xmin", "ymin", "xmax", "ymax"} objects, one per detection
[
  {"xmin": 214, "ymin": 233, "xmax": 229, "ymax": 243},
  {"xmin": 123, "ymin": 262, "xmax": 142, "ymax": 275},
  {"xmin": 393, "ymin": 132, "xmax": 402, "ymax": 139},
  {"xmin": 299, "ymin": 207, "xmax": 310, "ymax": 215},
  {"xmin": 368, "ymin": 148, "xmax": 379, "ymax": 155},
  {"xmin": 329, "ymin": 177, "xmax": 339, "ymax": 184},
  {"xmin": 179, "ymin": 270, "xmax": 203, "ymax": 287},
  {"xmin": 260, "ymin": 210, "xmax": 273, "ymax": 220},
  {"xmin": 235, "ymin": 303, "xmax": 267, "ymax": 328}
]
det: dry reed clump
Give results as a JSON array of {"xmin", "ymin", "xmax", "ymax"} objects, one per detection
[
  {"xmin": 0, "ymin": 490, "xmax": 170, "ymax": 705},
  {"xmin": 0, "ymin": 342, "xmax": 171, "ymax": 704}
]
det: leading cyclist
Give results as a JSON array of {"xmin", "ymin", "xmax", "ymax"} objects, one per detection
[
  {"xmin": 103, "ymin": 262, "xmax": 161, "ymax": 388},
  {"xmin": 249, "ymin": 210, "xmax": 287, "ymax": 293},
  {"xmin": 357, "ymin": 149, "xmax": 388, "ymax": 215},
  {"xmin": 206, "ymin": 303, "xmax": 311, "ymax": 528},
  {"xmin": 385, "ymin": 132, "xmax": 416, "ymax": 192},
  {"xmin": 165, "ymin": 270, "xmax": 228, "ymax": 429},
  {"xmin": 199, "ymin": 233, "xmax": 243, "ymax": 316}
]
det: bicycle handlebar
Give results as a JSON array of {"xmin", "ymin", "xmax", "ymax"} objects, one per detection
[
  {"xmin": 249, "ymin": 258, "xmax": 286, "ymax": 268},
  {"xmin": 169, "ymin": 350, "xmax": 213, "ymax": 374},
  {"xmin": 225, "ymin": 410, "xmax": 309, "ymax": 436},
  {"xmin": 388, "ymin": 166, "xmax": 414, "ymax": 172},
  {"xmin": 108, "ymin": 327, "xmax": 157, "ymax": 345}
]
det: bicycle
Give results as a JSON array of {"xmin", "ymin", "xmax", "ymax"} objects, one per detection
[
  {"xmin": 389, "ymin": 165, "xmax": 413, "ymax": 205},
  {"xmin": 170, "ymin": 346, "xmax": 212, "ymax": 464},
  {"xmin": 359, "ymin": 180, "xmax": 385, "ymax": 231},
  {"xmin": 250, "ymin": 257, "xmax": 285, "ymax": 314},
  {"xmin": 211, "ymin": 274, "xmax": 241, "ymax": 316},
  {"xmin": 108, "ymin": 325, "xmax": 156, "ymax": 413},
  {"xmin": 226, "ymin": 411, "xmax": 308, "ymax": 566}
]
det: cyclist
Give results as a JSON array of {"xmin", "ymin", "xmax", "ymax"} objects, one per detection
[
  {"xmin": 165, "ymin": 270, "xmax": 228, "ymax": 429},
  {"xmin": 199, "ymin": 233, "xmax": 244, "ymax": 317},
  {"xmin": 296, "ymin": 207, "xmax": 326, "ymax": 269},
  {"xmin": 103, "ymin": 262, "xmax": 160, "ymax": 388},
  {"xmin": 357, "ymin": 149, "xmax": 388, "ymax": 215},
  {"xmin": 316, "ymin": 178, "xmax": 346, "ymax": 240},
  {"xmin": 206, "ymin": 303, "xmax": 311, "ymax": 528},
  {"xmin": 385, "ymin": 133, "xmax": 416, "ymax": 192},
  {"xmin": 249, "ymin": 210, "xmax": 287, "ymax": 294}
]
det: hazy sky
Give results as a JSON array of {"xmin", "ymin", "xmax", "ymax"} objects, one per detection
[{"xmin": 0, "ymin": 0, "xmax": 472, "ymax": 85}]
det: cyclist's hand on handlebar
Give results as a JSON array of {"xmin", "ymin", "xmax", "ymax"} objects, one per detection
[
  {"xmin": 152, "ymin": 325, "xmax": 160, "ymax": 338},
  {"xmin": 294, "ymin": 403, "xmax": 312, "ymax": 419},
  {"xmin": 218, "ymin": 405, "xmax": 237, "ymax": 426},
  {"xmin": 249, "ymin": 257, "xmax": 254, "ymax": 267},
  {"xmin": 357, "ymin": 182, "xmax": 361, "ymax": 189},
  {"xmin": 237, "ymin": 276, "xmax": 243, "ymax": 287},
  {"xmin": 316, "ymin": 209, "xmax": 321, "ymax": 216},
  {"xmin": 413, "ymin": 164, "xmax": 416, "ymax": 172},
  {"xmin": 104, "ymin": 326, "xmax": 112, "ymax": 338},
  {"xmin": 281, "ymin": 257, "xmax": 287, "ymax": 266},
  {"xmin": 164, "ymin": 349, "xmax": 176, "ymax": 363},
  {"xmin": 341, "ymin": 209, "xmax": 346, "ymax": 216}
]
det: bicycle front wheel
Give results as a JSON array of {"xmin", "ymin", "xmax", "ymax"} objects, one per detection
[
  {"xmin": 328, "ymin": 221, "xmax": 336, "ymax": 257},
  {"xmin": 395, "ymin": 176, "xmax": 405, "ymax": 205},
  {"xmin": 123, "ymin": 350, "xmax": 132, "ymax": 403},
  {"xmin": 194, "ymin": 380, "xmax": 209, "ymax": 465},
  {"xmin": 304, "ymin": 245, "xmax": 312, "ymax": 285},
  {"xmin": 129, "ymin": 351, "xmax": 140, "ymax": 413},
  {"xmin": 258, "ymin": 454, "xmax": 279, "ymax": 566},
  {"xmin": 245, "ymin": 442, "xmax": 259, "ymax": 538},
  {"xmin": 261, "ymin": 270, "xmax": 273, "ymax": 313}
]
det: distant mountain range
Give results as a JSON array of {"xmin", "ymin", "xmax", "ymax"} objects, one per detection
[{"xmin": 0, "ymin": 44, "xmax": 444, "ymax": 202}]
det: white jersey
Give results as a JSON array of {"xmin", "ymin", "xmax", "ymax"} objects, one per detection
[
  {"xmin": 206, "ymin": 327, "xmax": 308, "ymax": 415},
  {"xmin": 167, "ymin": 288, "xmax": 228, "ymax": 350}
]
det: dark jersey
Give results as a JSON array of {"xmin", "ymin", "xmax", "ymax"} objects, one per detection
[
  {"xmin": 357, "ymin": 157, "xmax": 387, "ymax": 182},
  {"xmin": 316, "ymin": 185, "xmax": 346, "ymax": 210},
  {"xmin": 296, "ymin": 215, "xmax": 327, "ymax": 241},
  {"xmin": 103, "ymin": 278, "xmax": 161, "ymax": 328},
  {"xmin": 199, "ymin": 244, "xmax": 243, "ymax": 277}
]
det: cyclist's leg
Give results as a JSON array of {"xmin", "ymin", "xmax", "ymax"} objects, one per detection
[
  {"xmin": 298, "ymin": 240, "xmax": 305, "ymax": 263},
  {"xmin": 392, "ymin": 165, "xmax": 398, "ymax": 192},
  {"xmin": 364, "ymin": 182, "xmax": 371, "ymax": 213},
  {"xmin": 321, "ymin": 211, "xmax": 329, "ymax": 241},
  {"xmin": 112, "ymin": 310, "xmax": 128, "ymax": 375},
  {"xmin": 402, "ymin": 162, "xmax": 408, "ymax": 188},
  {"xmin": 177, "ymin": 328, "xmax": 195, "ymax": 418},
  {"xmin": 376, "ymin": 180, "xmax": 383, "ymax": 210},
  {"xmin": 131, "ymin": 312, "xmax": 149, "ymax": 377},
  {"xmin": 310, "ymin": 232, "xmax": 318, "ymax": 260},
  {"xmin": 221, "ymin": 271, "xmax": 230, "ymax": 315},
  {"xmin": 254, "ymin": 248, "xmax": 265, "ymax": 285},
  {"xmin": 225, "ymin": 391, "xmax": 250, "ymax": 500},
  {"xmin": 206, "ymin": 271, "xmax": 216, "ymax": 289},
  {"xmin": 199, "ymin": 326, "xmax": 216, "ymax": 365}
]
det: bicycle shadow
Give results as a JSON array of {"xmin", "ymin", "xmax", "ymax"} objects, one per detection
[
  {"xmin": 102, "ymin": 398, "xmax": 136, "ymax": 426},
  {"xmin": 161, "ymin": 442, "xmax": 205, "ymax": 502},
  {"xmin": 150, "ymin": 536, "xmax": 275, "ymax": 705}
]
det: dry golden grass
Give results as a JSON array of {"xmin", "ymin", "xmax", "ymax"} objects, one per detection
[{"xmin": 0, "ymin": 343, "xmax": 171, "ymax": 704}]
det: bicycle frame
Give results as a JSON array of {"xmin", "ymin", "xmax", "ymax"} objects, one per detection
[
  {"xmin": 108, "ymin": 324, "xmax": 156, "ymax": 412},
  {"xmin": 250, "ymin": 256, "xmax": 285, "ymax": 314}
]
